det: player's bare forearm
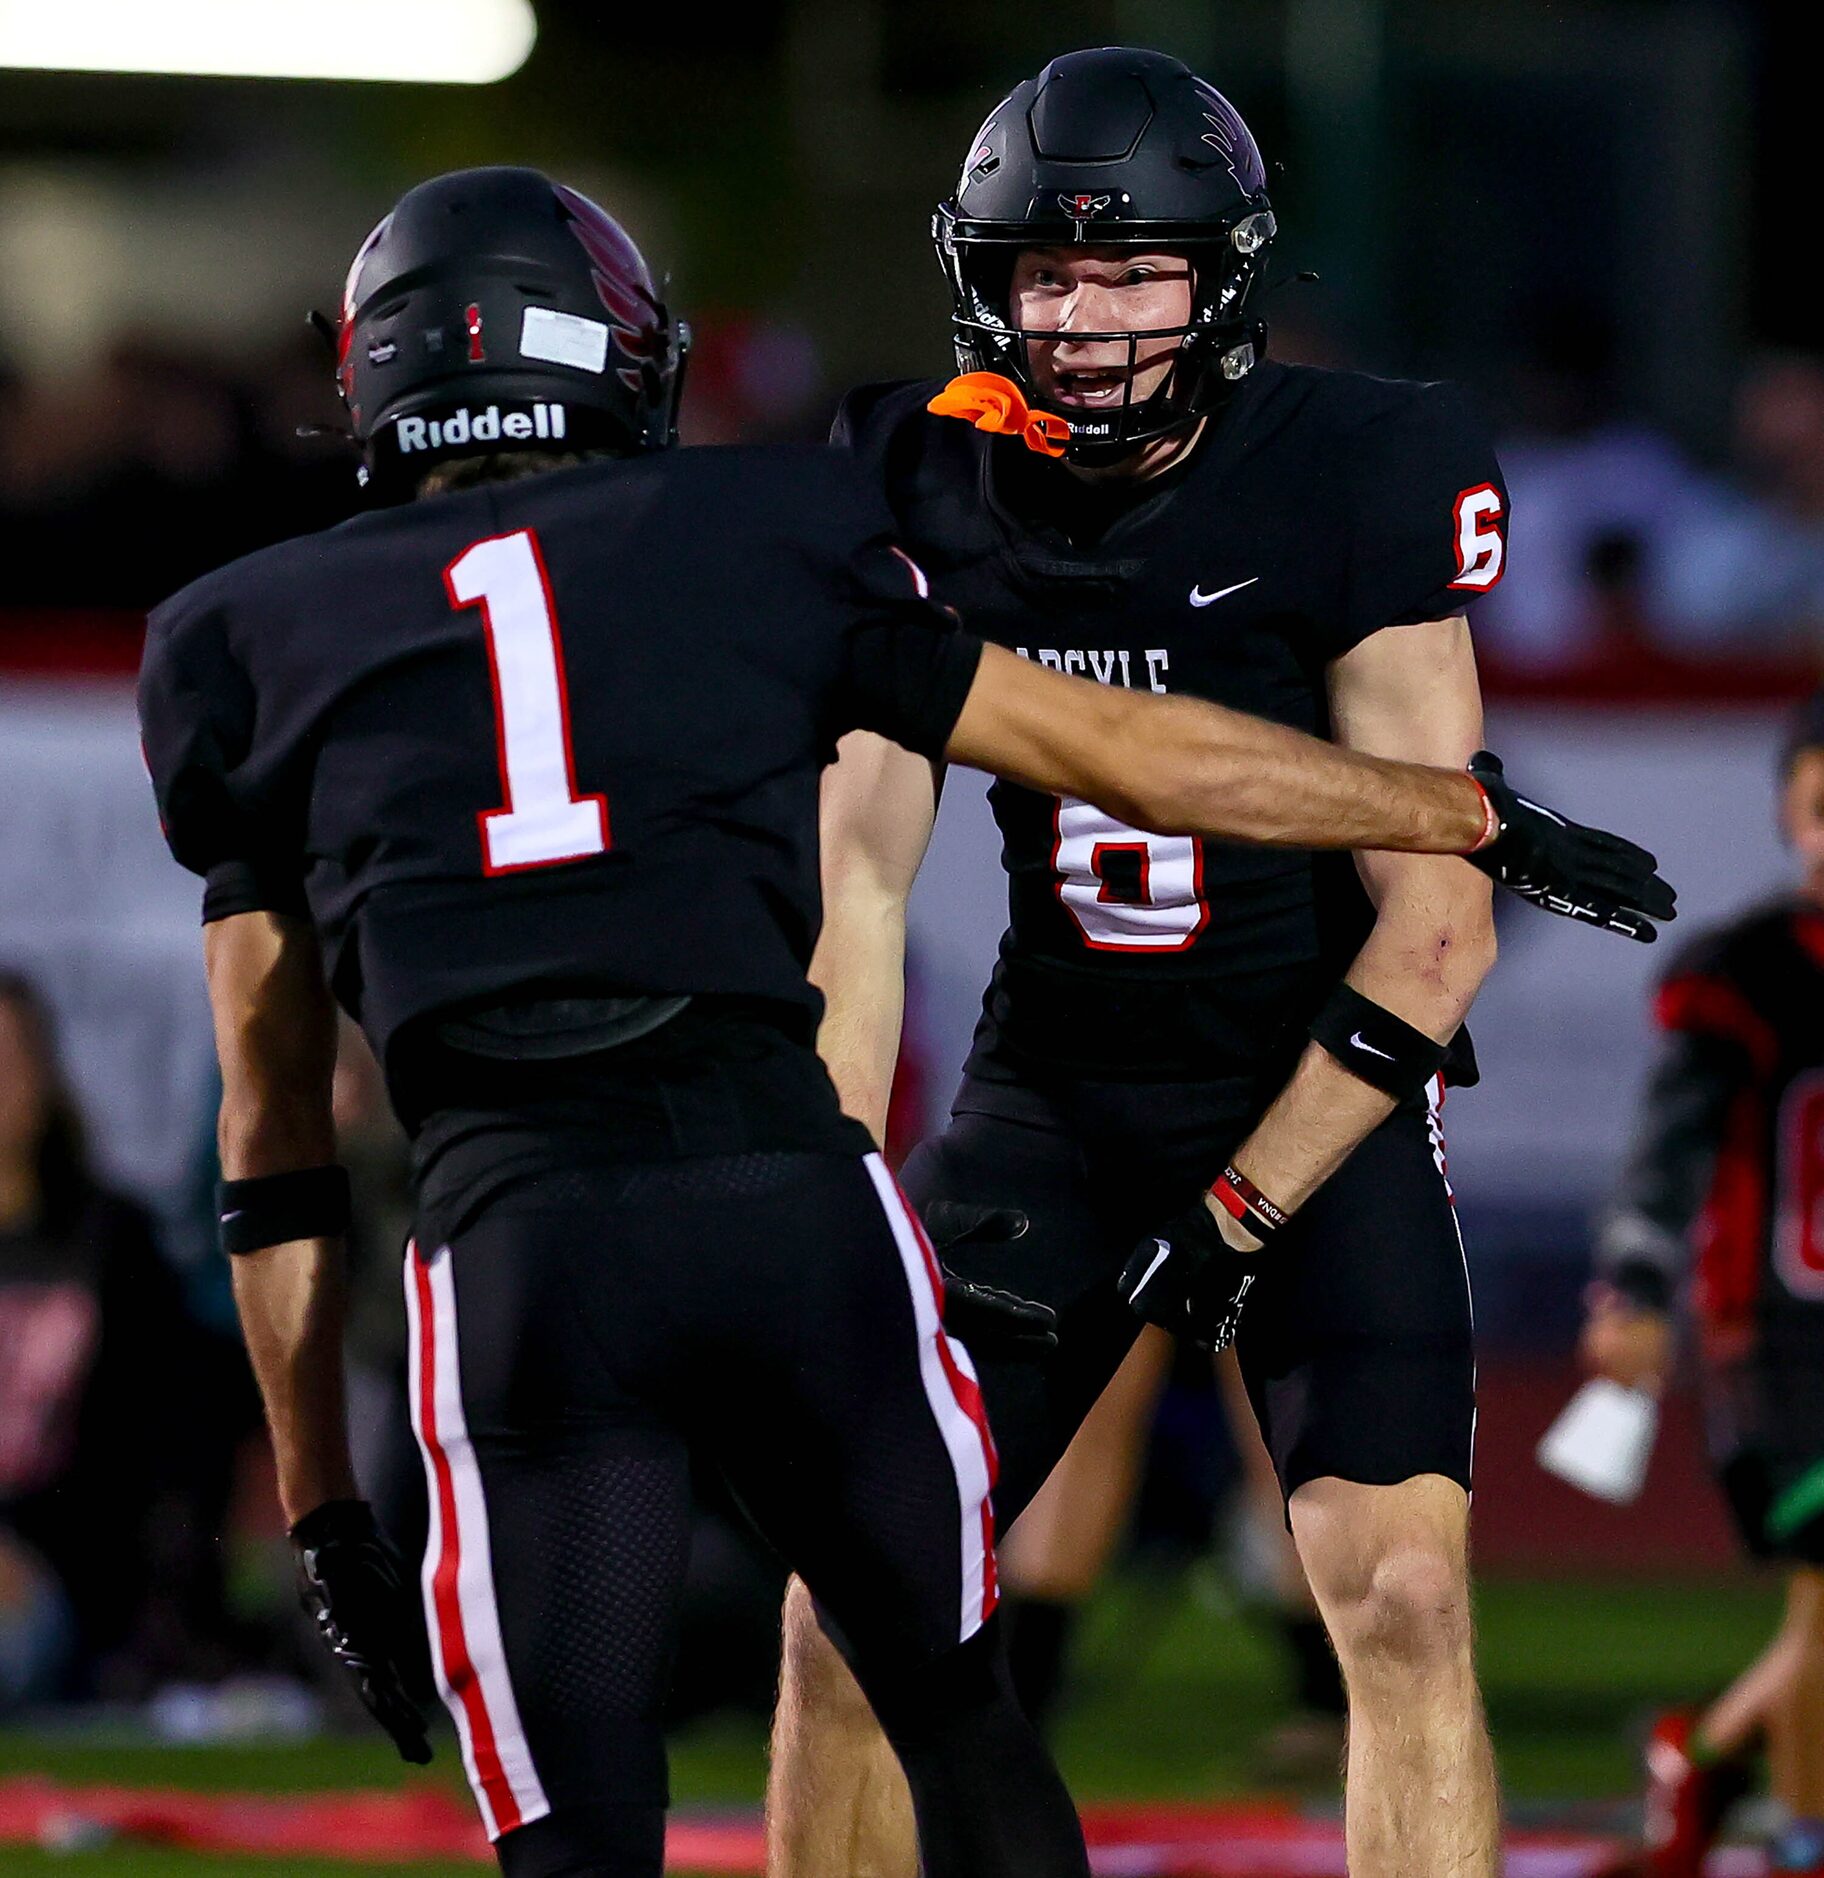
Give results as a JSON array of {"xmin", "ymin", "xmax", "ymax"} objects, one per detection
[
  {"xmin": 946, "ymin": 643, "xmax": 1487, "ymax": 854},
  {"xmin": 810, "ymin": 900, "xmax": 908, "ymax": 1144},
  {"xmin": 205, "ymin": 911, "xmax": 355, "ymax": 1524},
  {"xmin": 811, "ymin": 732, "xmax": 941, "ymax": 1143},
  {"xmin": 230, "ymin": 1240, "xmax": 359, "ymax": 1524},
  {"xmin": 1229, "ymin": 867, "xmax": 1496, "ymax": 1210},
  {"xmin": 1226, "ymin": 617, "xmax": 1497, "ymax": 1214}
]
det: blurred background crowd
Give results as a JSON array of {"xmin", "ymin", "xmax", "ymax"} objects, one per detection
[{"xmin": 2, "ymin": 0, "xmax": 1821, "ymax": 1788}]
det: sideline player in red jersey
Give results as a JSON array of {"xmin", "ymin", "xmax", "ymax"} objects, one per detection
[
  {"xmin": 1586, "ymin": 691, "xmax": 1824, "ymax": 1878},
  {"xmin": 138, "ymin": 166, "xmax": 1664, "ymax": 1878},
  {"xmin": 763, "ymin": 46, "xmax": 1663, "ymax": 1878}
]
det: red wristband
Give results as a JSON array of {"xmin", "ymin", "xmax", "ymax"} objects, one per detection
[
  {"xmin": 1210, "ymin": 1166, "xmax": 1290, "ymax": 1241},
  {"xmin": 1466, "ymin": 775, "xmax": 1501, "ymax": 854}
]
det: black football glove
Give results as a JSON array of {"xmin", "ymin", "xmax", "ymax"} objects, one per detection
[
  {"xmin": 1466, "ymin": 751, "xmax": 1677, "ymax": 944},
  {"xmin": 1119, "ymin": 1198, "xmax": 1258, "ymax": 1354},
  {"xmin": 921, "ymin": 1199, "xmax": 1059, "ymax": 1354},
  {"xmin": 291, "ymin": 1499, "xmax": 433, "ymax": 1765}
]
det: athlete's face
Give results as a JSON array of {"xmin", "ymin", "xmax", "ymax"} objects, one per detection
[
  {"xmin": 1784, "ymin": 746, "xmax": 1824, "ymax": 894},
  {"xmin": 1010, "ymin": 247, "xmax": 1193, "ymax": 411}
]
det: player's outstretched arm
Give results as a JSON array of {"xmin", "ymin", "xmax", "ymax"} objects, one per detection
[
  {"xmin": 944, "ymin": 641, "xmax": 1673, "ymax": 938},
  {"xmin": 945, "ymin": 642, "xmax": 1489, "ymax": 854}
]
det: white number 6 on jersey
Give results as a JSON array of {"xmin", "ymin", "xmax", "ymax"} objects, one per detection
[
  {"xmin": 1053, "ymin": 797, "xmax": 1208, "ymax": 951},
  {"xmin": 1448, "ymin": 483, "xmax": 1505, "ymax": 592}
]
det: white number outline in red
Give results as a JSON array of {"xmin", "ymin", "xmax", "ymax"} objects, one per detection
[
  {"xmin": 444, "ymin": 527, "xmax": 611, "ymax": 876},
  {"xmin": 1448, "ymin": 482, "xmax": 1506, "ymax": 592},
  {"xmin": 1050, "ymin": 796, "xmax": 1210, "ymax": 953}
]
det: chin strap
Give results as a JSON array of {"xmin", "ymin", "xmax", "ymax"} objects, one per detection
[{"xmin": 927, "ymin": 372, "xmax": 1070, "ymax": 458}]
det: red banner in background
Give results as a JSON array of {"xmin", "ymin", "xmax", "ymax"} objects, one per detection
[
  {"xmin": 1473, "ymin": 1359, "xmax": 1740, "ymax": 1573},
  {"xmin": 0, "ymin": 612, "xmax": 145, "ymax": 679},
  {"xmin": 1, "ymin": 611, "xmax": 1817, "ymax": 706}
]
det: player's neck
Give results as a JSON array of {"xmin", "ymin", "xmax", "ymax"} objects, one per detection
[
  {"xmin": 1802, "ymin": 863, "xmax": 1824, "ymax": 910},
  {"xmin": 1061, "ymin": 417, "xmax": 1207, "ymax": 487}
]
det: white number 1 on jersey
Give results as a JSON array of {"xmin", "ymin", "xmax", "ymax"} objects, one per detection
[{"xmin": 445, "ymin": 528, "xmax": 610, "ymax": 874}]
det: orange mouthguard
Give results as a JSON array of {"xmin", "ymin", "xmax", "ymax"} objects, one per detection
[{"xmin": 927, "ymin": 372, "xmax": 1070, "ymax": 458}]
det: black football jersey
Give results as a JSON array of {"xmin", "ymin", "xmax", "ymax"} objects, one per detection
[
  {"xmin": 138, "ymin": 446, "xmax": 982, "ymax": 1092},
  {"xmin": 836, "ymin": 362, "xmax": 1508, "ymax": 1083},
  {"xmin": 1640, "ymin": 903, "xmax": 1824, "ymax": 1367}
]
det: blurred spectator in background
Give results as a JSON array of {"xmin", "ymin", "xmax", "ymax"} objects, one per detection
[
  {"xmin": 0, "ymin": 333, "xmax": 359, "ymax": 609},
  {"xmin": 0, "ymin": 970, "xmax": 202, "ymax": 1705},
  {"xmin": 1584, "ymin": 692, "xmax": 1824, "ymax": 1876},
  {"xmin": 1653, "ymin": 354, "xmax": 1824, "ymax": 659},
  {"xmin": 677, "ymin": 311, "xmax": 826, "ymax": 445},
  {"xmin": 1481, "ymin": 304, "xmax": 1707, "ymax": 670},
  {"xmin": 2, "ymin": 311, "xmax": 824, "ymax": 617}
]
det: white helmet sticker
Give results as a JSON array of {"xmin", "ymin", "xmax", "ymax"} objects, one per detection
[{"xmin": 519, "ymin": 306, "xmax": 609, "ymax": 375}]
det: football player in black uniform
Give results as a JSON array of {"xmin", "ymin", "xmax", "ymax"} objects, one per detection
[
  {"xmin": 135, "ymin": 167, "xmax": 1662, "ymax": 1878},
  {"xmin": 1584, "ymin": 692, "xmax": 1824, "ymax": 1878},
  {"xmin": 765, "ymin": 48, "xmax": 1660, "ymax": 1878}
]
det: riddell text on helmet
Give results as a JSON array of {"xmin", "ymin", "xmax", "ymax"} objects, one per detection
[{"xmin": 394, "ymin": 402, "xmax": 568, "ymax": 453}]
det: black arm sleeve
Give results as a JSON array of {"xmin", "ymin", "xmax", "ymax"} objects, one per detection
[
  {"xmin": 839, "ymin": 543, "xmax": 985, "ymax": 757},
  {"xmin": 1328, "ymin": 381, "xmax": 1510, "ymax": 659},
  {"xmin": 1595, "ymin": 1028, "xmax": 1745, "ymax": 1307},
  {"xmin": 138, "ymin": 578, "xmax": 307, "ymax": 922}
]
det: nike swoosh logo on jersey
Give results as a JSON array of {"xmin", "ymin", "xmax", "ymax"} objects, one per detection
[
  {"xmin": 1350, "ymin": 1032, "xmax": 1396, "ymax": 1061},
  {"xmin": 1189, "ymin": 577, "xmax": 1259, "ymax": 607}
]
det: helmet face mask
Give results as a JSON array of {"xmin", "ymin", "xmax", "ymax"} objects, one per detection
[
  {"xmin": 333, "ymin": 167, "xmax": 690, "ymax": 496},
  {"xmin": 932, "ymin": 48, "xmax": 1275, "ymax": 463}
]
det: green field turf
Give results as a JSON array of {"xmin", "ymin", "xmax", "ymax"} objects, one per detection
[{"xmin": 0, "ymin": 1575, "xmax": 1784, "ymax": 1875}]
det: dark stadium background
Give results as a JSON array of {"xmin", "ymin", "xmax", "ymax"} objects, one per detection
[{"xmin": 1, "ymin": 2, "xmax": 1818, "ymax": 1871}]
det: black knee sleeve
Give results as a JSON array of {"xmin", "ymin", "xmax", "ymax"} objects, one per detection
[{"xmin": 495, "ymin": 1801, "xmax": 666, "ymax": 1878}]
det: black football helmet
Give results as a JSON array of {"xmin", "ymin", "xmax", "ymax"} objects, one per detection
[
  {"xmin": 334, "ymin": 166, "xmax": 688, "ymax": 493},
  {"xmin": 933, "ymin": 47, "xmax": 1275, "ymax": 460}
]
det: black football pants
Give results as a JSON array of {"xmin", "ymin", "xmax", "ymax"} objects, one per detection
[
  {"xmin": 402, "ymin": 1147, "xmax": 1088, "ymax": 1878},
  {"xmin": 903, "ymin": 1073, "xmax": 1475, "ymax": 1530}
]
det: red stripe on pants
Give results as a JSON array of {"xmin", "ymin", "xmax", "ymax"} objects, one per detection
[
  {"xmin": 899, "ymin": 1179, "xmax": 1002, "ymax": 1625},
  {"xmin": 411, "ymin": 1245, "xmax": 522, "ymax": 1836}
]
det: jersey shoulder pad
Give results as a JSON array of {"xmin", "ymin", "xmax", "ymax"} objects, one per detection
[
  {"xmin": 1649, "ymin": 903, "xmax": 1795, "ymax": 1068},
  {"xmin": 139, "ymin": 533, "xmax": 338, "ymax": 909},
  {"xmin": 830, "ymin": 378, "xmax": 949, "ymax": 456},
  {"xmin": 1657, "ymin": 918, "xmax": 1747, "ymax": 992},
  {"xmin": 139, "ymin": 559, "xmax": 263, "ymax": 887},
  {"xmin": 1658, "ymin": 900, "xmax": 1796, "ymax": 990},
  {"xmin": 658, "ymin": 440, "xmax": 903, "ymax": 551},
  {"xmin": 1279, "ymin": 367, "xmax": 1508, "ymax": 653}
]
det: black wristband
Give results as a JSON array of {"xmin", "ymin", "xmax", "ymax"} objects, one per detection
[
  {"xmin": 1309, "ymin": 983, "xmax": 1451, "ymax": 1102},
  {"xmin": 218, "ymin": 1166, "xmax": 350, "ymax": 1256}
]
